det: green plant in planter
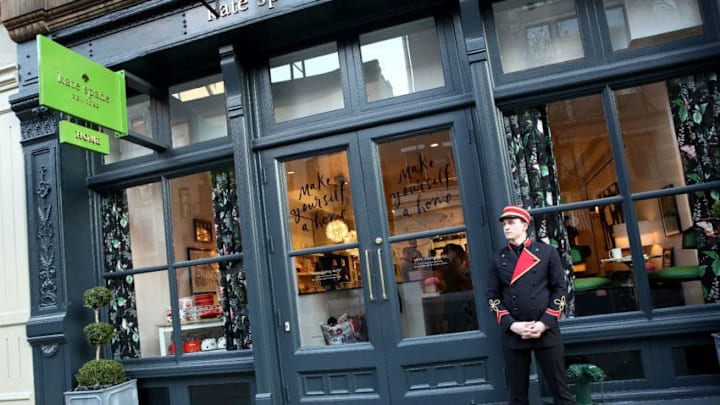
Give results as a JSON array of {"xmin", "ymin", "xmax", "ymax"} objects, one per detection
[{"xmin": 75, "ymin": 287, "xmax": 127, "ymax": 390}]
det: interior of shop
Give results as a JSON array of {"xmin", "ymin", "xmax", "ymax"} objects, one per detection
[{"xmin": 550, "ymin": 82, "xmax": 702, "ymax": 315}]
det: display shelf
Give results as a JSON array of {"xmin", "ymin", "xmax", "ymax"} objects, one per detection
[{"xmin": 158, "ymin": 318, "xmax": 223, "ymax": 356}]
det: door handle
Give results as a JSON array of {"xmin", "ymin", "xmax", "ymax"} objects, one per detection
[
  {"xmin": 377, "ymin": 248, "xmax": 388, "ymax": 300},
  {"xmin": 364, "ymin": 249, "xmax": 375, "ymax": 301}
]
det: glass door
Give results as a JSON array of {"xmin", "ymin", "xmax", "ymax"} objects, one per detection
[{"xmin": 262, "ymin": 111, "xmax": 504, "ymax": 405}]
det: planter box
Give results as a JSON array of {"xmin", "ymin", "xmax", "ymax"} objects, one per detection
[{"xmin": 64, "ymin": 379, "xmax": 138, "ymax": 405}]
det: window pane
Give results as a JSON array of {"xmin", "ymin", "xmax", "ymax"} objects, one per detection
[
  {"xmin": 270, "ymin": 43, "xmax": 344, "ymax": 122},
  {"xmin": 378, "ymin": 129, "xmax": 464, "ymax": 235},
  {"xmin": 564, "ymin": 207, "xmax": 639, "ymax": 317},
  {"xmin": 604, "ymin": 0, "xmax": 703, "ymax": 51},
  {"xmin": 170, "ymin": 171, "xmax": 217, "ymax": 249},
  {"xmin": 127, "ymin": 182, "xmax": 167, "ymax": 267},
  {"xmin": 360, "ymin": 18, "xmax": 444, "ymax": 102},
  {"xmin": 629, "ymin": 195, "xmax": 706, "ymax": 309},
  {"xmin": 614, "ymin": 82, "xmax": 686, "ymax": 193},
  {"xmin": 550, "ymin": 94, "xmax": 615, "ymax": 202},
  {"xmin": 134, "ymin": 270, "xmax": 172, "ymax": 358},
  {"xmin": 285, "ymin": 151, "xmax": 356, "ymax": 250},
  {"xmin": 170, "ymin": 74, "xmax": 228, "ymax": 146},
  {"xmin": 104, "ymin": 94, "xmax": 153, "ymax": 164},
  {"xmin": 492, "ymin": 0, "xmax": 584, "ymax": 73},
  {"xmin": 293, "ymin": 249, "xmax": 367, "ymax": 347},
  {"xmin": 392, "ymin": 232, "xmax": 476, "ymax": 338},
  {"xmin": 160, "ymin": 265, "xmax": 224, "ymax": 357}
]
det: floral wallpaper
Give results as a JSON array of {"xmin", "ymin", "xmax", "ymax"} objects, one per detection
[
  {"xmin": 502, "ymin": 108, "xmax": 576, "ymax": 316},
  {"xmin": 212, "ymin": 169, "xmax": 252, "ymax": 350},
  {"xmin": 666, "ymin": 71, "xmax": 720, "ymax": 303},
  {"xmin": 101, "ymin": 191, "xmax": 141, "ymax": 359}
]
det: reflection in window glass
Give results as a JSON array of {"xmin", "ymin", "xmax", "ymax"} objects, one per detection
[
  {"xmin": 270, "ymin": 43, "xmax": 344, "ymax": 122},
  {"xmin": 604, "ymin": 0, "xmax": 703, "ymax": 51},
  {"xmin": 392, "ymin": 232, "xmax": 476, "ymax": 338},
  {"xmin": 360, "ymin": 18, "xmax": 444, "ymax": 102},
  {"xmin": 492, "ymin": 0, "xmax": 584, "ymax": 73},
  {"xmin": 378, "ymin": 130, "xmax": 464, "ymax": 236},
  {"xmin": 104, "ymin": 94, "xmax": 153, "ymax": 164},
  {"xmin": 170, "ymin": 74, "xmax": 228, "ymax": 147},
  {"xmin": 293, "ymin": 250, "xmax": 366, "ymax": 347}
]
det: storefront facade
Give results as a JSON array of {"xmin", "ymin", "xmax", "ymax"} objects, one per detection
[{"xmin": 3, "ymin": 0, "xmax": 720, "ymax": 404}]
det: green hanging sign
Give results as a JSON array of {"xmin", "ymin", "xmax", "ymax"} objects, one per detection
[
  {"xmin": 58, "ymin": 121, "xmax": 110, "ymax": 155},
  {"xmin": 37, "ymin": 35, "xmax": 128, "ymax": 136}
]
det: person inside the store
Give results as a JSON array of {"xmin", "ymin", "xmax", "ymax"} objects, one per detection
[
  {"xmin": 439, "ymin": 243, "xmax": 474, "ymax": 333},
  {"xmin": 486, "ymin": 205, "xmax": 574, "ymax": 404}
]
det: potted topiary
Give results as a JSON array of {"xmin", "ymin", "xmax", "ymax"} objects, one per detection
[{"xmin": 64, "ymin": 287, "xmax": 138, "ymax": 405}]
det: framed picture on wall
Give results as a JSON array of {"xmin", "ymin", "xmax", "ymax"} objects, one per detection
[
  {"xmin": 187, "ymin": 248, "xmax": 219, "ymax": 294},
  {"xmin": 194, "ymin": 218, "xmax": 213, "ymax": 243},
  {"xmin": 659, "ymin": 185, "xmax": 681, "ymax": 236}
]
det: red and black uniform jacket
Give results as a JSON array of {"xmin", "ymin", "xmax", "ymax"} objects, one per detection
[{"xmin": 486, "ymin": 239, "xmax": 567, "ymax": 349}]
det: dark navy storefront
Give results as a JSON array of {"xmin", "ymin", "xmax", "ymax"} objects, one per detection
[{"xmin": 5, "ymin": 0, "xmax": 720, "ymax": 404}]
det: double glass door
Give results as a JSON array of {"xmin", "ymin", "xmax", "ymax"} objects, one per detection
[{"xmin": 262, "ymin": 112, "xmax": 504, "ymax": 405}]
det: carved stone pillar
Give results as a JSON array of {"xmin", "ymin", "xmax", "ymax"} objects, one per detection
[{"xmin": 14, "ymin": 95, "xmax": 96, "ymax": 404}]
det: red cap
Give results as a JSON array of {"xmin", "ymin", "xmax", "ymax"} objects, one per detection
[{"xmin": 499, "ymin": 205, "xmax": 531, "ymax": 223}]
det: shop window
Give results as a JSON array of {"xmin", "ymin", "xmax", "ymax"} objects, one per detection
[
  {"xmin": 170, "ymin": 74, "xmax": 228, "ymax": 146},
  {"xmin": 502, "ymin": 70, "xmax": 720, "ymax": 317},
  {"xmin": 603, "ymin": 0, "xmax": 703, "ymax": 51},
  {"xmin": 492, "ymin": 0, "xmax": 584, "ymax": 73},
  {"xmin": 269, "ymin": 42, "xmax": 344, "ymax": 122},
  {"xmin": 101, "ymin": 167, "xmax": 249, "ymax": 359},
  {"xmin": 104, "ymin": 94, "xmax": 154, "ymax": 164},
  {"xmin": 566, "ymin": 350, "xmax": 644, "ymax": 381},
  {"xmin": 359, "ymin": 17, "xmax": 445, "ymax": 102}
]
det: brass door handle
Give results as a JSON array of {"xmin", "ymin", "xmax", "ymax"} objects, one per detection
[
  {"xmin": 377, "ymin": 248, "xmax": 388, "ymax": 300},
  {"xmin": 364, "ymin": 249, "xmax": 375, "ymax": 301}
]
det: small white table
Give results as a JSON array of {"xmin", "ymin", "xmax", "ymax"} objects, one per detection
[{"xmin": 158, "ymin": 318, "xmax": 224, "ymax": 356}]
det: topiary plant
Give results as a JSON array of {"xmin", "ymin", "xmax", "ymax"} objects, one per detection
[{"xmin": 75, "ymin": 286, "xmax": 127, "ymax": 390}]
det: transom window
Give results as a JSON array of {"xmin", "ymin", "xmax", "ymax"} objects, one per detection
[{"xmin": 263, "ymin": 15, "xmax": 451, "ymax": 128}]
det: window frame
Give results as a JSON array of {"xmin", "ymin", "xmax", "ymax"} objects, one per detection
[
  {"xmin": 254, "ymin": 12, "xmax": 465, "ymax": 138},
  {"xmin": 484, "ymin": 0, "xmax": 720, "ymax": 98}
]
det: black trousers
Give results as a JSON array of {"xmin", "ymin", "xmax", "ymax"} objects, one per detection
[{"xmin": 503, "ymin": 344, "xmax": 575, "ymax": 405}]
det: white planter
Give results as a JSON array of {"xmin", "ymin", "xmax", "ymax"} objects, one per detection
[{"xmin": 64, "ymin": 379, "xmax": 138, "ymax": 405}]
